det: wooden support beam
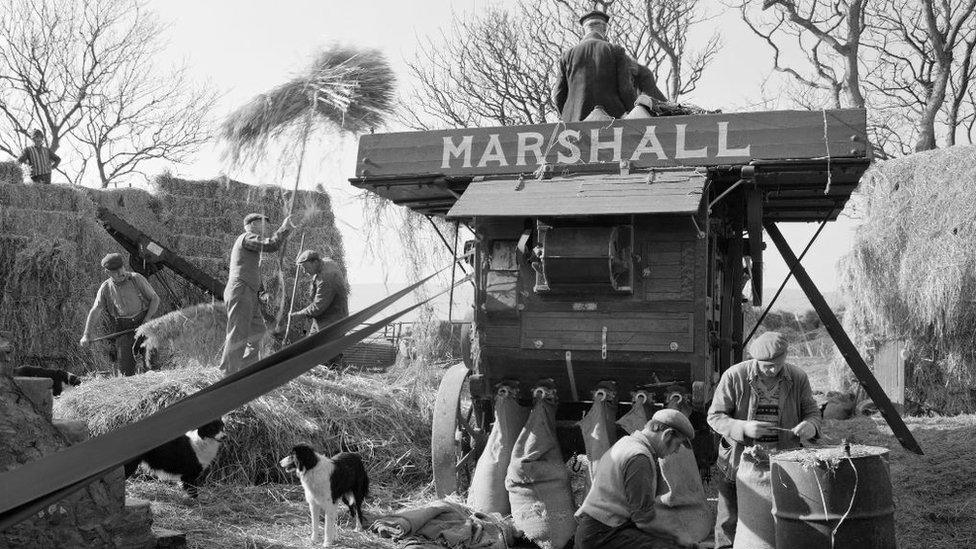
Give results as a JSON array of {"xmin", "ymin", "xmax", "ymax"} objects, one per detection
[
  {"xmin": 747, "ymin": 188, "xmax": 763, "ymax": 306},
  {"xmin": 764, "ymin": 222, "xmax": 923, "ymax": 455}
]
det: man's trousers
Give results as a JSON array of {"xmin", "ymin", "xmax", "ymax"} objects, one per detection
[{"xmin": 219, "ymin": 282, "xmax": 267, "ymax": 375}]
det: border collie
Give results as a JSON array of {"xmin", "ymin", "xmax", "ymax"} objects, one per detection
[
  {"xmin": 124, "ymin": 418, "xmax": 226, "ymax": 498},
  {"xmin": 279, "ymin": 445, "xmax": 369, "ymax": 546},
  {"xmin": 13, "ymin": 366, "xmax": 82, "ymax": 397}
]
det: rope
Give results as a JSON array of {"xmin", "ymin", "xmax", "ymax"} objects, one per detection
[
  {"xmin": 822, "ymin": 109, "xmax": 833, "ymax": 195},
  {"xmin": 831, "ymin": 456, "xmax": 859, "ymax": 548}
]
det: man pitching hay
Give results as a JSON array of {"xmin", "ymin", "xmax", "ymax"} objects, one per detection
[
  {"xmin": 80, "ymin": 253, "xmax": 160, "ymax": 376},
  {"xmin": 290, "ymin": 249, "xmax": 349, "ymax": 334},
  {"xmin": 218, "ymin": 212, "xmax": 297, "ymax": 375}
]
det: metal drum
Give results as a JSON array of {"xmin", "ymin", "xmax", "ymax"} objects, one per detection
[{"xmin": 771, "ymin": 445, "xmax": 896, "ymax": 549}]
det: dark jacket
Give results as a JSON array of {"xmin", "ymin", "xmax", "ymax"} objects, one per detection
[
  {"xmin": 707, "ymin": 360, "xmax": 821, "ymax": 479},
  {"xmin": 632, "ymin": 63, "xmax": 668, "ymax": 103},
  {"xmin": 226, "ymin": 227, "xmax": 291, "ymax": 292},
  {"xmin": 552, "ymin": 33, "xmax": 638, "ymax": 122},
  {"xmin": 296, "ymin": 259, "xmax": 349, "ymax": 329}
]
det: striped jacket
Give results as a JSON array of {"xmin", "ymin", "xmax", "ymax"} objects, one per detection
[{"xmin": 18, "ymin": 145, "xmax": 60, "ymax": 176}]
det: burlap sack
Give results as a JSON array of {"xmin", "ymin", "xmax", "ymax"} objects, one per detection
[
  {"xmin": 616, "ymin": 397, "xmax": 653, "ymax": 434},
  {"xmin": 577, "ymin": 388, "xmax": 618, "ymax": 481},
  {"xmin": 505, "ymin": 388, "xmax": 576, "ymax": 549},
  {"xmin": 468, "ymin": 386, "xmax": 529, "ymax": 515},
  {"xmin": 654, "ymin": 446, "xmax": 713, "ymax": 545},
  {"xmin": 735, "ymin": 451, "xmax": 776, "ymax": 549}
]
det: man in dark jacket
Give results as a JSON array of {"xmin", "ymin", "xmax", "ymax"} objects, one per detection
[
  {"xmin": 552, "ymin": 10, "xmax": 637, "ymax": 122},
  {"xmin": 290, "ymin": 249, "xmax": 349, "ymax": 333}
]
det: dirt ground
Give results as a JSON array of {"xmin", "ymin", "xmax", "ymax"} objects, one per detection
[{"xmin": 135, "ymin": 357, "xmax": 975, "ymax": 549}]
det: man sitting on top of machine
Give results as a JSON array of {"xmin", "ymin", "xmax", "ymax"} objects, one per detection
[{"xmin": 552, "ymin": 10, "xmax": 638, "ymax": 122}]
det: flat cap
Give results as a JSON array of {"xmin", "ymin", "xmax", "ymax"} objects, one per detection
[
  {"xmin": 244, "ymin": 213, "xmax": 269, "ymax": 225},
  {"xmin": 651, "ymin": 408, "xmax": 694, "ymax": 447},
  {"xmin": 750, "ymin": 331, "xmax": 789, "ymax": 366},
  {"xmin": 579, "ymin": 10, "xmax": 610, "ymax": 24},
  {"xmin": 101, "ymin": 253, "xmax": 124, "ymax": 270},
  {"xmin": 295, "ymin": 250, "xmax": 320, "ymax": 264}
]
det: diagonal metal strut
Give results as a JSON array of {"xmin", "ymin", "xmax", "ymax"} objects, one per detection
[{"xmin": 765, "ymin": 221, "xmax": 923, "ymax": 455}]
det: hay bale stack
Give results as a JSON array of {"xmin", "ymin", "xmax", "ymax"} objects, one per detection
[
  {"xmin": 0, "ymin": 161, "xmax": 23, "ymax": 185},
  {"xmin": 54, "ymin": 365, "xmax": 433, "ymax": 492},
  {"xmin": 838, "ymin": 145, "xmax": 976, "ymax": 413},
  {"xmin": 0, "ymin": 175, "xmax": 345, "ymax": 372}
]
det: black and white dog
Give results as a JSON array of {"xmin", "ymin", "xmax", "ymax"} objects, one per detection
[
  {"xmin": 13, "ymin": 366, "xmax": 82, "ymax": 397},
  {"xmin": 279, "ymin": 445, "xmax": 369, "ymax": 546},
  {"xmin": 124, "ymin": 418, "xmax": 226, "ymax": 498}
]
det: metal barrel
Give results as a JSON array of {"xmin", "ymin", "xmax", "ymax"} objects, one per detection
[{"xmin": 771, "ymin": 445, "xmax": 896, "ymax": 549}]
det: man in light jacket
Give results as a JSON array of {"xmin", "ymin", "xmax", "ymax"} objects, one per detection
[{"xmin": 707, "ymin": 331, "xmax": 821, "ymax": 548}]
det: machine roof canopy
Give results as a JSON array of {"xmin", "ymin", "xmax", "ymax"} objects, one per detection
[{"xmin": 446, "ymin": 169, "xmax": 706, "ymax": 218}]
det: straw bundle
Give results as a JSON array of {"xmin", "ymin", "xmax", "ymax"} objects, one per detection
[
  {"xmin": 54, "ymin": 365, "xmax": 434, "ymax": 490},
  {"xmin": 220, "ymin": 44, "xmax": 396, "ymax": 166},
  {"xmin": 0, "ymin": 161, "xmax": 23, "ymax": 185},
  {"xmin": 135, "ymin": 302, "xmax": 231, "ymax": 369},
  {"xmin": 838, "ymin": 145, "xmax": 976, "ymax": 412}
]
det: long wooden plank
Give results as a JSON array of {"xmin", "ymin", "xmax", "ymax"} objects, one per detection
[
  {"xmin": 764, "ymin": 222, "xmax": 923, "ymax": 455},
  {"xmin": 355, "ymin": 109, "xmax": 868, "ymax": 179}
]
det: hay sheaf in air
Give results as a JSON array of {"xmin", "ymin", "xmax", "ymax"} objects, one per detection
[
  {"xmin": 220, "ymin": 44, "xmax": 396, "ymax": 167},
  {"xmin": 836, "ymin": 145, "xmax": 976, "ymax": 413}
]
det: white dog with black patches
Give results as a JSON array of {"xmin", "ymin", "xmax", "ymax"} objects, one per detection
[{"xmin": 279, "ymin": 444, "xmax": 369, "ymax": 546}]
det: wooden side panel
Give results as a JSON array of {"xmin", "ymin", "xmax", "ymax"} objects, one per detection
[
  {"xmin": 355, "ymin": 109, "xmax": 869, "ymax": 179},
  {"xmin": 520, "ymin": 312, "xmax": 694, "ymax": 353},
  {"xmin": 643, "ymin": 241, "xmax": 697, "ymax": 301},
  {"xmin": 873, "ymin": 340, "xmax": 906, "ymax": 405}
]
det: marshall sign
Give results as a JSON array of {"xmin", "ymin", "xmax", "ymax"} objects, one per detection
[{"xmin": 355, "ymin": 109, "xmax": 868, "ymax": 179}]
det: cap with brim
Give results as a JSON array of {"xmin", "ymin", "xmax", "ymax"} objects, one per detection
[
  {"xmin": 244, "ymin": 213, "xmax": 269, "ymax": 225},
  {"xmin": 579, "ymin": 10, "xmax": 610, "ymax": 25},
  {"xmin": 101, "ymin": 253, "xmax": 124, "ymax": 270},
  {"xmin": 750, "ymin": 331, "xmax": 789, "ymax": 367},
  {"xmin": 651, "ymin": 408, "xmax": 695, "ymax": 448},
  {"xmin": 295, "ymin": 250, "xmax": 320, "ymax": 264}
]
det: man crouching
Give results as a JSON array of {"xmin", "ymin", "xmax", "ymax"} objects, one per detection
[{"xmin": 575, "ymin": 409, "xmax": 697, "ymax": 549}]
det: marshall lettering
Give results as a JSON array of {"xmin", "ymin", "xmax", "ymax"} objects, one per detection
[{"xmin": 441, "ymin": 120, "xmax": 751, "ymax": 169}]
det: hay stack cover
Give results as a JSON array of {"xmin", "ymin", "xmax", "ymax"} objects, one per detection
[{"xmin": 838, "ymin": 145, "xmax": 976, "ymax": 412}]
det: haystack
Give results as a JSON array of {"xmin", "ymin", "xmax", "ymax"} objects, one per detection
[
  {"xmin": 837, "ymin": 145, "xmax": 976, "ymax": 413},
  {"xmin": 0, "ymin": 175, "xmax": 345, "ymax": 372},
  {"xmin": 54, "ymin": 365, "xmax": 434, "ymax": 492},
  {"xmin": 0, "ymin": 161, "xmax": 23, "ymax": 185}
]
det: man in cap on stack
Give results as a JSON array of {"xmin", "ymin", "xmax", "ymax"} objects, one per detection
[
  {"xmin": 575, "ymin": 408, "xmax": 698, "ymax": 549},
  {"xmin": 552, "ymin": 10, "xmax": 638, "ymax": 122},
  {"xmin": 80, "ymin": 253, "xmax": 160, "ymax": 376},
  {"xmin": 17, "ymin": 129, "xmax": 60, "ymax": 184},
  {"xmin": 218, "ymin": 212, "xmax": 296, "ymax": 375},
  {"xmin": 290, "ymin": 250, "xmax": 349, "ymax": 334},
  {"xmin": 707, "ymin": 331, "xmax": 821, "ymax": 549}
]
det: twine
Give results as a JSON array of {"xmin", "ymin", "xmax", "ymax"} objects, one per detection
[{"xmin": 809, "ymin": 454, "xmax": 860, "ymax": 549}]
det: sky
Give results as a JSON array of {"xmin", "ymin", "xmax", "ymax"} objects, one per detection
[{"xmin": 147, "ymin": 0, "xmax": 856, "ymax": 303}]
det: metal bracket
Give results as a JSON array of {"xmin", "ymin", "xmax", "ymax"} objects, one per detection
[{"xmin": 601, "ymin": 327, "xmax": 608, "ymax": 360}]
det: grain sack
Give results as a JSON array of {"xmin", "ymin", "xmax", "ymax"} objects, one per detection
[
  {"xmin": 577, "ymin": 383, "xmax": 618, "ymax": 481},
  {"xmin": 505, "ymin": 382, "xmax": 576, "ymax": 549},
  {"xmin": 468, "ymin": 382, "xmax": 529, "ymax": 515},
  {"xmin": 735, "ymin": 450, "xmax": 776, "ymax": 549},
  {"xmin": 655, "ymin": 446, "xmax": 712, "ymax": 546},
  {"xmin": 616, "ymin": 390, "xmax": 653, "ymax": 434}
]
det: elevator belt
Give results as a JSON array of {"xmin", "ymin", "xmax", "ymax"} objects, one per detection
[{"xmin": 0, "ymin": 267, "xmax": 468, "ymax": 531}]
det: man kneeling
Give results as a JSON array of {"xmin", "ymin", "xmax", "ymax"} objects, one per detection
[{"xmin": 575, "ymin": 409, "xmax": 697, "ymax": 549}]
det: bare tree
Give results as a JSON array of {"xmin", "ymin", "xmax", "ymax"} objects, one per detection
[
  {"xmin": 403, "ymin": 0, "xmax": 720, "ymax": 129},
  {"xmin": 866, "ymin": 0, "xmax": 976, "ymax": 151},
  {"xmin": 736, "ymin": 0, "xmax": 869, "ymax": 109},
  {"xmin": 0, "ymin": 0, "xmax": 214, "ymax": 186}
]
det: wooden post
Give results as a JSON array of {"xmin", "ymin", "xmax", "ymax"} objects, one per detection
[
  {"xmin": 764, "ymin": 221, "xmax": 923, "ymax": 455},
  {"xmin": 747, "ymin": 188, "xmax": 763, "ymax": 306}
]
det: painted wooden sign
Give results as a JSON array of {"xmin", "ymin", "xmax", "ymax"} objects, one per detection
[{"xmin": 355, "ymin": 109, "xmax": 868, "ymax": 179}]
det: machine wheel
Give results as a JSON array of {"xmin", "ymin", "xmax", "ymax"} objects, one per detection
[{"xmin": 432, "ymin": 363, "xmax": 488, "ymax": 498}]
